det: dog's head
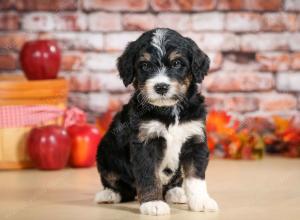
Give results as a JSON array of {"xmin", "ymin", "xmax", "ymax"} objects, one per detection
[{"xmin": 117, "ymin": 28, "xmax": 210, "ymax": 107}]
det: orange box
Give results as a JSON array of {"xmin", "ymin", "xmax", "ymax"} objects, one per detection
[{"xmin": 0, "ymin": 75, "xmax": 68, "ymax": 169}]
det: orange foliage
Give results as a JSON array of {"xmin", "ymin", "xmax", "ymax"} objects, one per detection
[
  {"xmin": 96, "ymin": 110, "xmax": 300, "ymax": 159},
  {"xmin": 264, "ymin": 116, "xmax": 300, "ymax": 158},
  {"xmin": 206, "ymin": 111, "xmax": 300, "ymax": 159}
]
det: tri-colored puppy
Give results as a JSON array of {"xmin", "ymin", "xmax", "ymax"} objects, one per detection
[{"xmin": 95, "ymin": 28, "xmax": 218, "ymax": 216}]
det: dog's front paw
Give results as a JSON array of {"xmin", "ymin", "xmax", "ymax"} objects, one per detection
[
  {"xmin": 188, "ymin": 195, "xmax": 219, "ymax": 212},
  {"xmin": 140, "ymin": 200, "xmax": 170, "ymax": 216}
]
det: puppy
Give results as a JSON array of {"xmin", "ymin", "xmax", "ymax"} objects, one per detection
[{"xmin": 95, "ymin": 28, "xmax": 218, "ymax": 216}]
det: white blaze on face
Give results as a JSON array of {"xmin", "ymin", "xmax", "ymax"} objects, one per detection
[
  {"xmin": 145, "ymin": 67, "xmax": 169, "ymax": 95},
  {"xmin": 144, "ymin": 67, "xmax": 178, "ymax": 106},
  {"xmin": 151, "ymin": 29, "xmax": 168, "ymax": 57},
  {"xmin": 147, "ymin": 29, "xmax": 178, "ymax": 107}
]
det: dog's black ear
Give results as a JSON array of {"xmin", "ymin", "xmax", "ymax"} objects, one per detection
[
  {"xmin": 117, "ymin": 41, "xmax": 138, "ymax": 87},
  {"xmin": 186, "ymin": 37, "xmax": 210, "ymax": 83}
]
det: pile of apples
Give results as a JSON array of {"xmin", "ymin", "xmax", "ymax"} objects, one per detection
[
  {"xmin": 19, "ymin": 40, "xmax": 116, "ymax": 170},
  {"xmin": 27, "ymin": 111, "xmax": 113, "ymax": 170}
]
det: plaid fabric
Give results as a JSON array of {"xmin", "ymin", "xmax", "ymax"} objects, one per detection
[
  {"xmin": 0, "ymin": 105, "xmax": 64, "ymax": 128},
  {"xmin": 0, "ymin": 106, "xmax": 86, "ymax": 128}
]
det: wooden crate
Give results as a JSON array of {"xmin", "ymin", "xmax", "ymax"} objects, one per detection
[{"xmin": 0, "ymin": 75, "xmax": 68, "ymax": 169}]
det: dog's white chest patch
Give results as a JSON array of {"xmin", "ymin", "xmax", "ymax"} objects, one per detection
[{"xmin": 138, "ymin": 119, "xmax": 205, "ymax": 185}]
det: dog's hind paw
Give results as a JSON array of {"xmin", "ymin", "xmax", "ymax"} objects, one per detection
[
  {"xmin": 188, "ymin": 195, "xmax": 219, "ymax": 212},
  {"xmin": 94, "ymin": 188, "xmax": 121, "ymax": 204},
  {"xmin": 140, "ymin": 200, "xmax": 170, "ymax": 216},
  {"xmin": 165, "ymin": 187, "xmax": 187, "ymax": 204}
]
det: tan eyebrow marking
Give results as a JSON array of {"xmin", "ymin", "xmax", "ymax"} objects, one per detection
[
  {"xmin": 169, "ymin": 51, "xmax": 182, "ymax": 61},
  {"xmin": 139, "ymin": 52, "xmax": 151, "ymax": 61}
]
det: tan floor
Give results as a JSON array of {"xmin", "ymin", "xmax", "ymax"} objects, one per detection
[{"xmin": 1, "ymin": 157, "xmax": 300, "ymax": 220}]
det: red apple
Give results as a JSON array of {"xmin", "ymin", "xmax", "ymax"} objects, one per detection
[
  {"xmin": 67, "ymin": 124, "xmax": 102, "ymax": 168},
  {"xmin": 27, "ymin": 125, "xmax": 71, "ymax": 170},
  {"xmin": 20, "ymin": 40, "xmax": 61, "ymax": 80}
]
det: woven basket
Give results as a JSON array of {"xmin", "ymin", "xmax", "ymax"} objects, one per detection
[{"xmin": 0, "ymin": 75, "xmax": 68, "ymax": 169}]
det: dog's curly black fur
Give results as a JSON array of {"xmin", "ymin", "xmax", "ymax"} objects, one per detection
[{"xmin": 95, "ymin": 28, "xmax": 218, "ymax": 215}]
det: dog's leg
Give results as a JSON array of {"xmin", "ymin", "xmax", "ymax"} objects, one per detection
[
  {"xmin": 180, "ymin": 136, "xmax": 219, "ymax": 212},
  {"xmin": 131, "ymin": 138, "xmax": 170, "ymax": 216}
]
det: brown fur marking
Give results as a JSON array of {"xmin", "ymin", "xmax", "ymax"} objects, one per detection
[
  {"xmin": 169, "ymin": 51, "xmax": 182, "ymax": 61},
  {"xmin": 103, "ymin": 171, "xmax": 120, "ymax": 188},
  {"xmin": 139, "ymin": 52, "xmax": 151, "ymax": 61},
  {"xmin": 172, "ymin": 75, "xmax": 191, "ymax": 95},
  {"xmin": 182, "ymin": 161, "xmax": 196, "ymax": 178}
]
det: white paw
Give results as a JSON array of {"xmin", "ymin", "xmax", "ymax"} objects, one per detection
[
  {"xmin": 165, "ymin": 187, "xmax": 187, "ymax": 204},
  {"xmin": 140, "ymin": 200, "xmax": 170, "ymax": 216},
  {"xmin": 94, "ymin": 188, "xmax": 121, "ymax": 204},
  {"xmin": 188, "ymin": 195, "xmax": 219, "ymax": 212}
]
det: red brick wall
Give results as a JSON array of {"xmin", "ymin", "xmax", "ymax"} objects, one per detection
[{"xmin": 0, "ymin": 0, "xmax": 300, "ymax": 120}]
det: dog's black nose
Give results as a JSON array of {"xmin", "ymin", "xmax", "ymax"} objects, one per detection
[{"xmin": 154, "ymin": 83, "xmax": 169, "ymax": 95}]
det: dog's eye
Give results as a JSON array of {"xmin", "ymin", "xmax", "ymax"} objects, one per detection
[
  {"xmin": 171, "ymin": 60, "xmax": 182, "ymax": 69},
  {"xmin": 140, "ymin": 62, "xmax": 152, "ymax": 72}
]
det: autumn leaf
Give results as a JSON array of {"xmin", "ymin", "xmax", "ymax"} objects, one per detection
[{"xmin": 273, "ymin": 116, "xmax": 290, "ymax": 134}]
